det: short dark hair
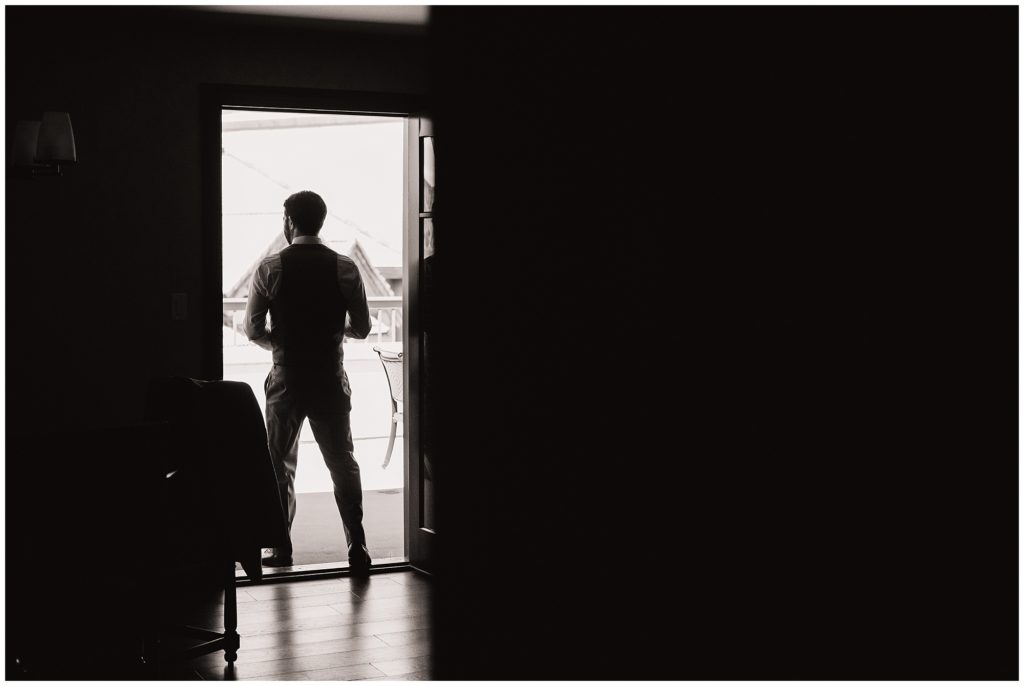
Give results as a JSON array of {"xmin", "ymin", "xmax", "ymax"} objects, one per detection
[{"xmin": 283, "ymin": 191, "xmax": 328, "ymax": 235}]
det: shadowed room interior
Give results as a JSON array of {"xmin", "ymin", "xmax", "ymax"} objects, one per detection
[
  {"xmin": 5, "ymin": 4, "xmax": 1018, "ymax": 681},
  {"xmin": 6, "ymin": 6, "xmax": 432, "ymax": 680}
]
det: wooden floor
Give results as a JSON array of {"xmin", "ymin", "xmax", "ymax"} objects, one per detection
[{"xmin": 178, "ymin": 570, "xmax": 431, "ymax": 681}]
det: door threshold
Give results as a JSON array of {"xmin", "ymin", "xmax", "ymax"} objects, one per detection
[{"xmin": 237, "ymin": 556, "xmax": 410, "ymax": 585}]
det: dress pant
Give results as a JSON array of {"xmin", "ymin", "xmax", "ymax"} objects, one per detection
[{"xmin": 264, "ymin": 363, "xmax": 366, "ymax": 553}]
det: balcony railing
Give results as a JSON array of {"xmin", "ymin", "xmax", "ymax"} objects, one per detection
[{"xmin": 223, "ymin": 296, "xmax": 403, "ymax": 347}]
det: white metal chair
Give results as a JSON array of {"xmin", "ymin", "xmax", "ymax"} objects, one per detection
[{"xmin": 372, "ymin": 345, "xmax": 403, "ymax": 469}]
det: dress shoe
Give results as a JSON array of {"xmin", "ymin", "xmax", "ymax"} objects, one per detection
[
  {"xmin": 240, "ymin": 548, "xmax": 264, "ymax": 582},
  {"xmin": 348, "ymin": 544, "xmax": 372, "ymax": 577},
  {"xmin": 261, "ymin": 548, "xmax": 293, "ymax": 567}
]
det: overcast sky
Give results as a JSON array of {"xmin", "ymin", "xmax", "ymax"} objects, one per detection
[{"xmin": 222, "ymin": 110, "xmax": 405, "ymax": 293}]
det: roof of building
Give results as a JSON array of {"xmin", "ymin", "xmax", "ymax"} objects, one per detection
[{"xmin": 225, "ymin": 230, "xmax": 395, "ymax": 299}]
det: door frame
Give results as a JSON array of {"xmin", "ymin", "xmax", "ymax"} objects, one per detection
[
  {"xmin": 405, "ymin": 115, "xmax": 435, "ymax": 575},
  {"xmin": 200, "ymin": 84, "xmax": 427, "ymax": 580}
]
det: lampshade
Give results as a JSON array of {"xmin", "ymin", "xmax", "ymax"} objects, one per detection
[
  {"xmin": 36, "ymin": 111, "xmax": 76, "ymax": 163},
  {"xmin": 13, "ymin": 120, "xmax": 41, "ymax": 167}
]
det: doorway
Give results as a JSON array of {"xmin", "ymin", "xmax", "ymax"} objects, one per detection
[{"xmin": 220, "ymin": 107, "xmax": 406, "ymax": 571}]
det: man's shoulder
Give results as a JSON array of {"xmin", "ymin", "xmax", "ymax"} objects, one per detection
[
  {"xmin": 258, "ymin": 253, "xmax": 283, "ymax": 272},
  {"xmin": 335, "ymin": 253, "xmax": 360, "ymax": 273}
]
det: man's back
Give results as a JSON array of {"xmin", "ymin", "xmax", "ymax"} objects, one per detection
[
  {"xmin": 270, "ymin": 243, "xmax": 348, "ymax": 369},
  {"xmin": 244, "ymin": 236, "xmax": 372, "ymax": 365}
]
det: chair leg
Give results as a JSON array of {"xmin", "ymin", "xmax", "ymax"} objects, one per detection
[
  {"xmin": 382, "ymin": 408, "xmax": 398, "ymax": 469},
  {"xmin": 223, "ymin": 562, "xmax": 239, "ymax": 664}
]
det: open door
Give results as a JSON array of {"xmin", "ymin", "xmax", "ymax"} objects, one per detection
[{"xmin": 405, "ymin": 115, "xmax": 436, "ymax": 573}]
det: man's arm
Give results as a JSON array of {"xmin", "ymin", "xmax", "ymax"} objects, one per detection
[
  {"xmin": 243, "ymin": 263, "xmax": 274, "ymax": 351},
  {"xmin": 339, "ymin": 258, "xmax": 371, "ymax": 340}
]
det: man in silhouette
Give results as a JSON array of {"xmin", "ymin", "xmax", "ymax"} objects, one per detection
[{"xmin": 244, "ymin": 190, "xmax": 373, "ymax": 575}]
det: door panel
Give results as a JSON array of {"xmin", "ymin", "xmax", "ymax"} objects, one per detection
[{"xmin": 406, "ymin": 115, "xmax": 436, "ymax": 573}]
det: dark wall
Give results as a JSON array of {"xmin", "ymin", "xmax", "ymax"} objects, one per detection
[
  {"xmin": 428, "ymin": 7, "xmax": 1017, "ymax": 679},
  {"xmin": 5, "ymin": 7, "xmax": 426, "ymax": 430}
]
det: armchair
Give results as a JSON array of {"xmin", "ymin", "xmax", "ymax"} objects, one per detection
[{"xmin": 141, "ymin": 377, "xmax": 289, "ymax": 674}]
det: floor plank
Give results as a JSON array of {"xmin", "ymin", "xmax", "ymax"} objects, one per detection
[
  {"xmin": 192, "ymin": 633, "xmax": 389, "ymax": 668},
  {"xmin": 194, "ymin": 603, "xmax": 343, "ymax": 629},
  {"xmin": 244, "ymin": 662, "xmax": 386, "ymax": 681},
  {"xmin": 242, "ymin": 576, "xmax": 381, "ymax": 601},
  {"xmin": 198, "ymin": 586, "xmax": 426, "ymax": 626},
  {"xmin": 370, "ymin": 654, "xmax": 432, "ymax": 677},
  {"xmin": 199, "ymin": 640, "xmax": 430, "ymax": 680},
  {"xmin": 224, "ymin": 580, "xmax": 426, "ymax": 616},
  {"xmin": 375, "ymin": 628, "xmax": 431, "ymax": 647},
  {"xmin": 332, "ymin": 593, "xmax": 429, "ymax": 613},
  {"xmin": 223, "ymin": 661, "xmax": 385, "ymax": 681},
  {"xmin": 237, "ymin": 615, "xmax": 431, "ymax": 650},
  {"xmin": 362, "ymin": 670, "xmax": 432, "ymax": 681},
  {"xmin": 384, "ymin": 572, "xmax": 431, "ymax": 587},
  {"xmin": 223, "ymin": 591, "xmax": 357, "ymax": 615},
  {"xmin": 214, "ymin": 588, "xmax": 257, "ymax": 604},
  {"xmin": 237, "ymin": 600, "xmax": 429, "ymax": 636},
  {"xmin": 348, "ymin": 579, "xmax": 430, "ymax": 601}
]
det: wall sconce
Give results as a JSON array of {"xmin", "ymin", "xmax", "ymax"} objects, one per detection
[{"xmin": 13, "ymin": 111, "xmax": 77, "ymax": 176}]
